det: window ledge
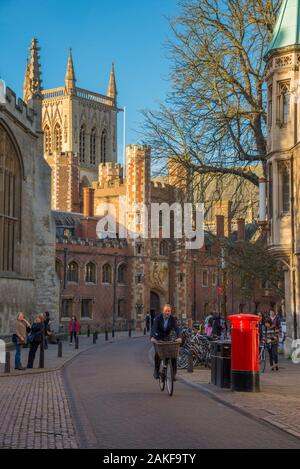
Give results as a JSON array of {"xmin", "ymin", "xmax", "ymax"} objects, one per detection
[{"xmin": 0, "ymin": 273, "xmax": 35, "ymax": 281}]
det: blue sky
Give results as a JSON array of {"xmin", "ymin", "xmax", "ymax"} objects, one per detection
[{"xmin": 0, "ymin": 0, "xmax": 179, "ymax": 161}]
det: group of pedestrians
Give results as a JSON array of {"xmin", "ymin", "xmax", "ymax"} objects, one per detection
[
  {"xmin": 203, "ymin": 313, "xmax": 227, "ymax": 338},
  {"xmin": 13, "ymin": 312, "xmax": 81, "ymax": 371},
  {"xmin": 13, "ymin": 311, "xmax": 52, "ymax": 370}
]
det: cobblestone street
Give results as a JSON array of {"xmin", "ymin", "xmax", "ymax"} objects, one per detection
[{"xmin": 0, "ymin": 371, "xmax": 78, "ymax": 449}]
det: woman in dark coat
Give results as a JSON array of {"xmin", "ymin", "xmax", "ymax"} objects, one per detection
[{"xmin": 27, "ymin": 314, "xmax": 44, "ymax": 369}]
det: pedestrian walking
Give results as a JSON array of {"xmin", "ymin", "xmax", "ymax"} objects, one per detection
[
  {"xmin": 13, "ymin": 312, "xmax": 31, "ymax": 370},
  {"xmin": 212, "ymin": 313, "xmax": 222, "ymax": 338},
  {"xmin": 268, "ymin": 309, "xmax": 281, "ymax": 329},
  {"xmin": 145, "ymin": 313, "xmax": 150, "ymax": 332},
  {"xmin": 69, "ymin": 316, "xmax": 80, "ymax": 345},
  {"xmin": 44, "ymin": 311, "xmax": 51, "ymax": 349},
  {"xmin": 264, "ymin": 319, "xmax": 280, "ymax": 371},
  {"xmin": 204, "ymin": 317, "xmax": 213, "ymax": 337},
  {"xmin": 27, "ymin": 314, "xmax": 44, "ymax": 369}
]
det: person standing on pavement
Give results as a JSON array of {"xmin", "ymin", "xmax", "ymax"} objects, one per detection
[
  {"xmin": 27, "ymin": 314, "xmax": 44, "ymax": 369},
  {"xmin": 145, "ymin": 313, "xmax": 151, "ymax": 332},
  {"xmin": 269, "ymin": 309, "xmax": 281, "ymax": 329},
  {"xmin": 44, "ymin": 311, "xmax": 51, "ymax": 350},
  {"xmin": 14, "ymin": 312, "xmax": 31, "ymax": 370},
  {"xmin": 151, "ymin": 304, "xmax": 182, "ymax": 380},
  {"xmin": 69, "ymin": 315, "xmax": 80, "ymax": 344},
  {"xmin": 264, "ymin": 319, "xmax": 280, "ymax": 371}
]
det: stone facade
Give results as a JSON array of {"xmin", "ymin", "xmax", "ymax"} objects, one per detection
[
  {"xmin": 0, "ymin": 81, "xmax": 59, "ymax": 336},
  {"xmin": 55, "ymin": 145, "xmax": 194, "ymax": 329},
  {"xmin": 264, "ymin": 2, "xmax": 300, "ymax": 353}
]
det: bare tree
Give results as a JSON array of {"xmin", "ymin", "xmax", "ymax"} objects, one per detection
[{"xmin": 142, "ymin": 0, "xmax": 281, "ymax": 196}]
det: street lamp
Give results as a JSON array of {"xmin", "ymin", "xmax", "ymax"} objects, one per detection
[{"xmin": 193, "ymin": 257, "xmax": 197, "ymax": 321}]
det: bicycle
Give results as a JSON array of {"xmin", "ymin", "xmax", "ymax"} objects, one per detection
[
  {"xmin": 155, "ymin": 340, "xmax": 181, "ymax": 396},
  {"xmin": 259, "ymin": 342, "xmax": 267, "ymax": 373}
]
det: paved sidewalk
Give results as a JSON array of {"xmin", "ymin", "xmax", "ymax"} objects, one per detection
[
  {"xmin": 0, "ymin": 331, "xmax": 146, "ymax": 377},
  {"xmin": 178, "ymin": 358, "xmax": 300, "ymax": 440}
]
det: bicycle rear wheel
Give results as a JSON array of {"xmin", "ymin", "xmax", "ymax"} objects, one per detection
[{"xmin": 166, "ymin": 360, "xmax": 174, "ymax": 396}]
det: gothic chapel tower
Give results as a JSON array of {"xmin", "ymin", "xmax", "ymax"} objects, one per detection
[
  {"xmin": 24, "ymin": 42, "xmax": 119, "ymax": 212},
  {"xmin": 265, "ymin": 0, "xmax": 300, "ymax": 349}
]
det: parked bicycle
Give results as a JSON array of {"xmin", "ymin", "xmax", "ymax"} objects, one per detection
[{"xmin": 177, "ymin": 328, "xmax": 214, "ymax": 370}]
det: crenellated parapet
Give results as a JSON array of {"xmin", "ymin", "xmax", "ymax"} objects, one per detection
[
  {"xmin": 2, "ymin": 86, "xmax": 36, "ymax": 128},
  {"xmin": 98, "ymin": 162, "xmax": 124, "ymax": 188}
]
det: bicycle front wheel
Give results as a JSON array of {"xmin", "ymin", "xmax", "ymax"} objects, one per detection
[
  {"xmin": 166, "ymin": 360, "xmax": 174, "ymax": 396},
  {"xmin": 159, "ymin": 361, "xmax": 165, "ymax": 391}
]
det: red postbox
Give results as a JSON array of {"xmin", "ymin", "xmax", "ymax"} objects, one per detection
[{"xmin": 228, "ymin": 314, "xmax": 261, "ymax": 392}]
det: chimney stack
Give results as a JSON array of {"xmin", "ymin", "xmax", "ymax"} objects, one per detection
[
  {"xmin": 216, "ymin": 215, "xmax": 225, "ymax": 238},
  {"xmin": 83, "ymin": 188, "xmax": 95, "ymax": 217},
  {"xmin": 237, "ymin": 218, "xmax": 245, "ymax": 241}
]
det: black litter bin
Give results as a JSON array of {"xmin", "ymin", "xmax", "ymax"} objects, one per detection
[{"xmin": 211, "ymin": 341, "xmax": 231, "ymax": 388}]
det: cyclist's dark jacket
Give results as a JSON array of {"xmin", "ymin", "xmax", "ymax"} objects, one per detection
[{"xmin": 151, "ymin": 314, "xmax": 181, "ymax": 341}]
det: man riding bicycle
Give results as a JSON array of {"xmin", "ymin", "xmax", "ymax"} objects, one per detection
[{"xmin": 151, "ymin": 304, "xmax": 182, "ymax": 380}]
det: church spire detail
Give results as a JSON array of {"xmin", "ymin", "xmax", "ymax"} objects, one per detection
[
  {"xmin": 23, "ymin": 38, "xmax": 43, "ymax": 103},
  {"xmin": 107, "ymin": 63, "xmax": 117, "ymax": 104},
  {"xmin": 65, "ymin": 48, "xmax": 76, "ymax": 95}
]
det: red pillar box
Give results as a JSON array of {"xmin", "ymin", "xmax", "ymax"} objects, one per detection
[{"xmin": 228, "ymin": 314, "xmax": 261, "ymax": 392}]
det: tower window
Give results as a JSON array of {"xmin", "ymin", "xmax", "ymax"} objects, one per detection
[
  {"xmin": 85, "ymin": 262, "xmax": 96, "ymax": 283},
  {"xmin": 117, "ymin": 263, "xmax": 127, "ymax": 284},
  {"xmin": 44, "ymin": 125, "xmax": 51, "ymax": 153},
  {"xmin": 202, "ymin": 270, "xmax": 208, "ymax": 287},
  {"xmin": 278, "ymin": 82, "xmax": 290, "ymax": 126},
  {"xmin": 79, "ymin": 124, "xmax": 86, "ymax": 163},
  {"xmin": 102, "ymin": 263, "xmax": 112, "ymax": 283},
  {"xmin": 67, "ymin": 261, "xmax": 79, "ymax": 283},
  {"xmin": 268, "ymin": 164, "xmax": 273, "ymax": 219},
  {"xmin": 268, "ymin": 85, "xmax": 272, "ymax": 127},
  {"xmin": 279, "ymin": 161, "xmax": 290, "ymax": 214},
  {"xmin": 90, "ymin": 128, "xmax": 96, "ymax": 166},
  {"xmin": 54, "ymin": 123, "xmax": 62, "ymax": 153},
  {"xmin": 101, "ymin": 130, "xmax": 107, "ymax": 163}
]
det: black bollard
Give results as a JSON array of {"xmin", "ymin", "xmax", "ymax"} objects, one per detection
[
  {"xmin": 93, "ymin": 332, "xmax": 97, "ymax": 344},
  {"xmin": 143, "ymin": 328, "xmax": 146, "ymax": 336},
  {"xmin": 112, "ymin": 329, "xmax": 115, "ymax": 339},
  {"xmin": 4, "ymin": 351, "xmax": 10, "ymax": 374},
  {"xmin": 129, "ymin": 329, "xmax": 132, "ymax": 338},
  {"xmin": 187, "ymin": 351, "xmax": 194, "ymax": 373},
  {"xmin": 87, "ymin": 326, "xmax": 90, "ymax": 338},
  {"xmin": 105, "ymin": 330, "xmax": 108, "ymax": 341},
  {"xmin": 58, "ymin": 340, "xmax": 62, "ymax": 358},
  {"xmin": 75, "ymin": 336, "xmax": 79, "ymax": 350},
  {"xmin": 39, "ymin": 335, "xmax": 45, "ymax": 369}
]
